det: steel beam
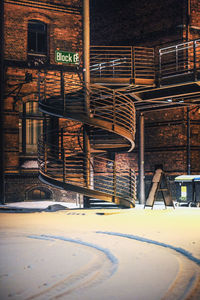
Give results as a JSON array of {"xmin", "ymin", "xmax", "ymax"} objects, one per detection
[{"xmin": 187, "ymin": 107, "xmax": 191, "ymax": 174}]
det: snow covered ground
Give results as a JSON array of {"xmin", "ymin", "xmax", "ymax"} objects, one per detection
[{"xmin": 0, "ymin": 202, "xmax": 200, "ymax": 299}]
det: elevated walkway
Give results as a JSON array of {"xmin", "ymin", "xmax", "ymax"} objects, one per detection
[{"xmin": 90, "ymin": 40, "xmax": 200, "ymax": 112}]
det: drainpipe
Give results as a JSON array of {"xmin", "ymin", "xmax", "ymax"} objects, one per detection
[
  {"xmin": 186, "ymin": 0, "xmax": 190, "ymax": 41},
  {"xmin": 0, "ymin": 0, "xmax": 5, "ymax": 204},
  {"xmin": 139, "ymin": 112, "xmax": 145, "ymax": 204},
  {"xmin": 83, "ymin": 0, "xmax": 90, "ymax": 115},
  {"xmin": 187, "ymin": 107, "xmax": 191, "ymax": 174},
  {"xmin": 83, "ymin": 0, "xmax": 91, "ymax": 207}
]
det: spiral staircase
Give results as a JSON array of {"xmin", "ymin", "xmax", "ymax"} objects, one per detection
[
  {"xmin": 38, "ymin": 39, "xmax": 200, "ymax": 208},
  {"xmin": 38, "ymin": 70, "xmax": 138, "ymax": 208}
]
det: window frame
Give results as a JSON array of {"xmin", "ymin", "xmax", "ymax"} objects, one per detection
[
  {"xmin": 27, "ymin": 19, "xmax": 48, "ymax": 57},
  {"xmin": 19, "ymin": 100, "xmax": 43, "ymax": 156}
]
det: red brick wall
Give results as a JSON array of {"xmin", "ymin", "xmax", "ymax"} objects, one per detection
[
  {"xmin": 4, "ymin": 1, "xmax": 82, "ymax": 63},
  {"xmin": 4, "ymin": 0, "xmax": 83, "ymax": 201},
  {"xmin": 135, "ymin": 106, "xmax": 200, "ymax": 176}
]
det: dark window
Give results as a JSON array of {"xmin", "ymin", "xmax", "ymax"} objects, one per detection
[{"xmin": 28, "ymin": 20, "xmax": 47, "ymax": 55}]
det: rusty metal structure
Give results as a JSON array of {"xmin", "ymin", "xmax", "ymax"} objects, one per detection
[
  {"xmin": 38, "ymin": 74, "xmax": 136, "ymax": 208},
  {"xmin": 38, "ymin": 39, "xmax": 200, "ymax": 208}
]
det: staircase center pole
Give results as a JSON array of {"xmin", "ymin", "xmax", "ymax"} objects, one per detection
[
  {"xmin": 187, "ymin": 107, "xmax": 191, "ymax": 175},
  {"xmin": 83, "ymin": 0, "xmax": 91, "ymax": 208},
  {"xmin": 139, "ymin": 112, "xmax": 145, "ymax": 204},
  {"xmin": 83, "ymin": 0, "xmax": 90, "ymax": 115}
]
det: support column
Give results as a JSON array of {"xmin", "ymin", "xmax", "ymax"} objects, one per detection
[
  {"xmin": 0, "ymin": 0, "xmax": 5, "ymax": 204},
  {"xmin": 83, "ymin": 0, "xmax": 90, "ymax": 115},
  {"xmin": 83, "ymin": 0, "xmax": 91, "ymax": 208},
  {"xmin": 187, "ymin": 107, "xmax": 191, "ymax": 175},
  {"xmin": 83, "ymin": 125, "xmax": 91, "ymax": 208},
  {"xmin": 139, "ymin": 112, "xmax": 145, "ymax": 204}
]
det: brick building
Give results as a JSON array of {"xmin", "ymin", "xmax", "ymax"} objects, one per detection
[
  {"xmin": 91, "ymin": 0, "xmax": 200, "ymax": 200},
  {"xmin": 1, "ymin": 0, "xmax": 200, "ymax": 205},
  {"xmin": 2, "ymin": 0, "xmax": 83, "ymax": 202}
]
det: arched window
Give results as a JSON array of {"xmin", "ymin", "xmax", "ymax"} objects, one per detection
[
  {"xmin": 28, "ymin": 20, "xmax": 47, "ymax": 55},
  {"xmin": 26, "ymin": 187, "xmax": 53, "ymax": 201}
]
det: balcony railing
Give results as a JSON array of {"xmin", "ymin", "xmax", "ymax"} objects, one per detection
[
  {"xmin": 159, "ymin": 39, "xmax": 200, "ymax": 81},
  {"xmin": 38, "ymin": 73, "xmax": 136, "ymax": 143},
  {"xmin": 90, "ymin": 46, "xmax": 155, "ymax": 86},
  {"xmin": 90, "ymin": 41, "xmax": 200, "ymax": 87},
  {"xmin": 38, "ymin": 128, "xmax": 136, "ymax": 204}
]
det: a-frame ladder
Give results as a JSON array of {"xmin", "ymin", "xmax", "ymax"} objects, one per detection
[{"xmin": 144, "ymin": 169, "xmax": 174, "ymax": 209}]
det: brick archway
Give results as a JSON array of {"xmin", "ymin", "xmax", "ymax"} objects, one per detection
[{"xmin": 25, "ymin": 186, "xmax": 53, "ymax": 201}]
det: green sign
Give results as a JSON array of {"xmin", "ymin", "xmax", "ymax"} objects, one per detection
[{"xmin": 55, "ymin": 50, "xmax": 79, "ymax": 64}]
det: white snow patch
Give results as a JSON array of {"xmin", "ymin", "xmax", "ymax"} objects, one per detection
[{"xmin": 20, "ymin": 160, "xmax": 38, "ymax": 168}]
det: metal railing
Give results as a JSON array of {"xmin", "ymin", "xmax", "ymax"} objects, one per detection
[
  {"xmin": 133, "ymin": 47, "xmax": 155, "ymax": 81},
  {"xmin": 93, "ymin": 156, "xmax": 136, "ymax": 201},
  {"xmin": 38, "ymin": 128, "xmax": 136, "ymax": 203},
  {"xmin": 159, "ymin": 39, "xmax": 200, "ymax": 79},
  {"xmin": 90, "ymin": 84, "xmax": 135, "ymax": 139},
  {"xmin": 90, "ymin": 46, "xmax": 155, "ymax": 83},
  {"xmin": 90, "ymin": 46, "xmax": 133, "ymax": 78},
  {"xmin": 38, "ymin": 72, "xmax": 136, "ymax": 141}
]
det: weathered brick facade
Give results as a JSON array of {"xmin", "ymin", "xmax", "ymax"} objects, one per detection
[
  {"xmin": 91, "ymin": 0, "xmax": 200, "ymax": 200},
  {"xmin": 3, "ymin": 0, "xmax": 83, "ymax": 202},
  {"xmin": 3, "ymin": 0, "xmax": 200, "ymax": 203}
]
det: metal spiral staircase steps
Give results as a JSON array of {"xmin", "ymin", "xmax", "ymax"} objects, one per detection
[
  {"xmin": 88, "ymin": 198, "xmax": 123, "ymax": 209},
  {"xmin": 39, "ymin": 82, "xmax": 135, "ymax": 151},
  {"xmin": 39, "ymin": 102, "xmax": 134, "ymax": 152},
  {"xmin": 38, "ymin": 77, "xmax": 136, "ymax": 208},
  {"xmin": 38, "ymin": 129, "xmax": 136, "ymax": 208}
]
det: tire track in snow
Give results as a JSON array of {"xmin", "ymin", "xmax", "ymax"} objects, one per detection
[
  {"xmin": 26, "ymin": 234, "xmax": 118, "ymax": 300},
  {"xmin": 97, "ymin": 231, "xmax": 200, "ymax": 300},
  {"xmin": 96, "ymin": 231, "xmax": 200, "ymax": 265}
]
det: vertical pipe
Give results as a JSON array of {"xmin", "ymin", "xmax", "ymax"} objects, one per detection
[
  {"xmin": 186, "ymin": 0, "xmax": 190, "ymax": 41},
  {"xmin": 83, "ymin": 125, "xmax": 91, "ymax": 208},
  {"xmin": 37, "ymin": 71, "xmax": 41, "ymax": 102},
  {"xmin": 176, "ymin": 46, "xmax": 178, "ymax": 72},
  {"xmin": 44, "ymin": 143, "xmax": 47, "ymax": 174},
  {"xmin": 139, "ymin": 112, "xmax": 145, "ymax": 204},
  {"xmin": 83, "ymin": 0, "xmax": 90, "ymax": 115},
  {"xmin": 61, "ymin": 128, "xmax": 66, "ymax": 183},
  {"xmin": 131, "ymin": 47, "xmax": 134, "ymax": 81},
  {"xmin": 22, "ymin": 102, "xmax": 26, "ymax": 154},
  {"xmin": 133, "ymin": 47, "xmax": 136, "ymax": 83},
  {"xmin": 158, "ymin": 50, "xmax": 162, "ymax": 87},
  {"xmin": 83, "ymin": 125, "xmax": 90, "ymax": 188},
  {"xmin": 113, "ymin": 160, "xmax": 117, "ymax": 202},
  {"xmin": 83, "ymin": 0, "xmax": 91, "ymax": 208},
  {"xmin": 187, "ymin": 107, "xmax": 191, "ymax": 174},
  {"xmin": 193, "ymin": 40, "xmax": 197, "ymax": 80},
  {"xmin": 129, "ymin": 168, "xmax": 133, "ymax": 201},
  {"xmin": 60, "ymin": 70, "xmax": 65, "ymax": 112},
  {"xmin": 0, "ymin": 0, "xmax": 4, "ymax": 204}
]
